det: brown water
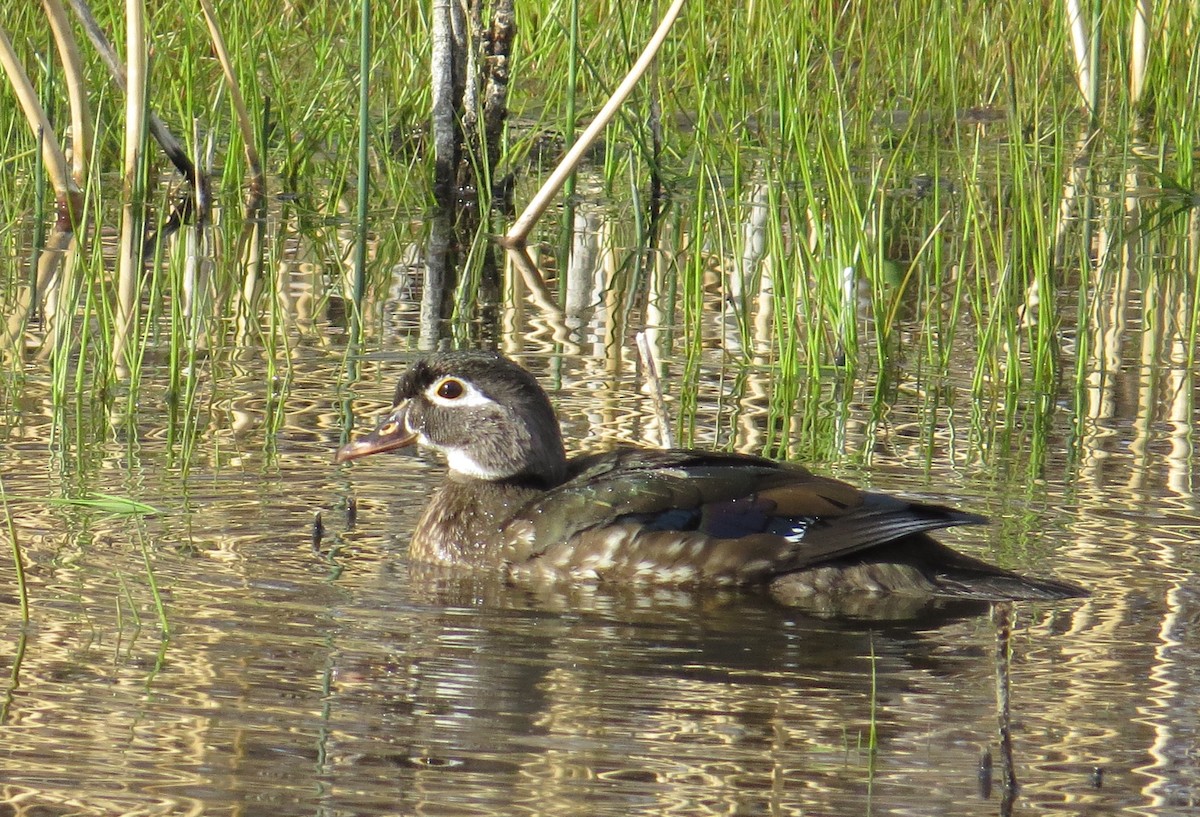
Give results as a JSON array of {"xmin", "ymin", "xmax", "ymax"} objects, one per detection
[{"xmin": 1, "ymin": 226, "xmax": 1198, "ymax": 815}]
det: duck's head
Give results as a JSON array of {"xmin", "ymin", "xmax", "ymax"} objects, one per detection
[{"xmin": 335, "ymin": 351, "xmax": 568, "ymax": 486}]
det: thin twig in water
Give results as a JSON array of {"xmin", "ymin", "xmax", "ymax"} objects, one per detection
[{"xmin": 636, "ymin": 330, "xmax": 673, "ymax": 449}]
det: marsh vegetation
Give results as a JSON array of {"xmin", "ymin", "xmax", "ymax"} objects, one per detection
[{"xmin": 0, "ymin": 1, "xmax": 1197, "ymax": 814}]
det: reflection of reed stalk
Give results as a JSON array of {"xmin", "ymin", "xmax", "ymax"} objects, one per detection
[
  {"xmin": 993, "ymin": 603, "xmax": 1018, "ymax": 814},
  {"xmin": 0, "ymin": 472, "xmax": 29, "ymax": 625}
]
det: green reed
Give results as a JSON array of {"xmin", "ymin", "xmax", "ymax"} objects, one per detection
[
  {"xmin": 352, "ymin": 0, "xmax": 372, "ymax": 314},
  {"xmin": 0, "ymin": 0, "xmax": 1197, "ymax": 477}
]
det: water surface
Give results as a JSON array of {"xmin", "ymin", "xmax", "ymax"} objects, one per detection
[
  {"xmin": 2, "ymin": 146, "xmax": 1198, "ymax": 813},
  {"xmin": 1, "ymin": 324, "xmax": 1194, "ymax": 815}
]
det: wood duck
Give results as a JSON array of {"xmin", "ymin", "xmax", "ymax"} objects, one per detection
[{"xmin": 336, "ymin": 351, "xmax": 1085, "ymax": 601}]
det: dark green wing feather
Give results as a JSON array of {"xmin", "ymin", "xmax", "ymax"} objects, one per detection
[{"xmin": 501, "ymin": 447, "xmax": 982, "ymax": 575}]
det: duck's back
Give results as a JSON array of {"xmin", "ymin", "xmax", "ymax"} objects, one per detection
[{"xmin": 497, "ymin": 447, "xmax": 1070, "ymax": 598}]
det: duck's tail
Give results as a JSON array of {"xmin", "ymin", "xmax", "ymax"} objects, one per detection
[
  {"xmin": 920, "ymin": 538, "xmax": 1088, "ymax": 601},
  {"xmin": 770, "ymin": 534, "xmax": 1087, "ymax": 603}
]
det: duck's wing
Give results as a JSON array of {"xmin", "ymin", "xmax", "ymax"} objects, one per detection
[{"xmin": 501, "ymin": 447, "xmax": 985, "ymax": 583}]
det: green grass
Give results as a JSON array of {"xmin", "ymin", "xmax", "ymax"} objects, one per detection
[{"xmin": 0, "ymin": 0, "xmax": 1195, "ymax": 477}]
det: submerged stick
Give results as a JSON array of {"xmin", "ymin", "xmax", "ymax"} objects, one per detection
[{"xmin": 501, "ymin": 0, "xmax": 686, "ymax": 248}]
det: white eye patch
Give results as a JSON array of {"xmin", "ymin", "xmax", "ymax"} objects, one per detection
[{"xmin": 425, "ymin": 376, "xmax": 494, "ymax": 407}]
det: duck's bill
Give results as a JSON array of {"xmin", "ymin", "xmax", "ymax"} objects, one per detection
[{"xmin": 335, "ymin": 407, "xmax": 418, "ymax": 463}]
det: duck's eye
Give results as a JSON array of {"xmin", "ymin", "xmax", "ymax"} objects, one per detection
[{"xmin": 436, "ymin": 378, "xmax": 465, "ymax": 400}]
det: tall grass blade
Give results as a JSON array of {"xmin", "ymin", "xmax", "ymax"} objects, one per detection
[{"xmin": 353, "ymin": 0, "xmax": 372, "ymax": 310}]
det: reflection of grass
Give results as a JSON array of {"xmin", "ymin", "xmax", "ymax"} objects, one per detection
[
  {"xmin": 0, "ymin": 489, "xmax": 167, "ymax": 630},
  {"xmin": 0, "ymin": 472, "xmax": 29, "ymax": 624}
]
